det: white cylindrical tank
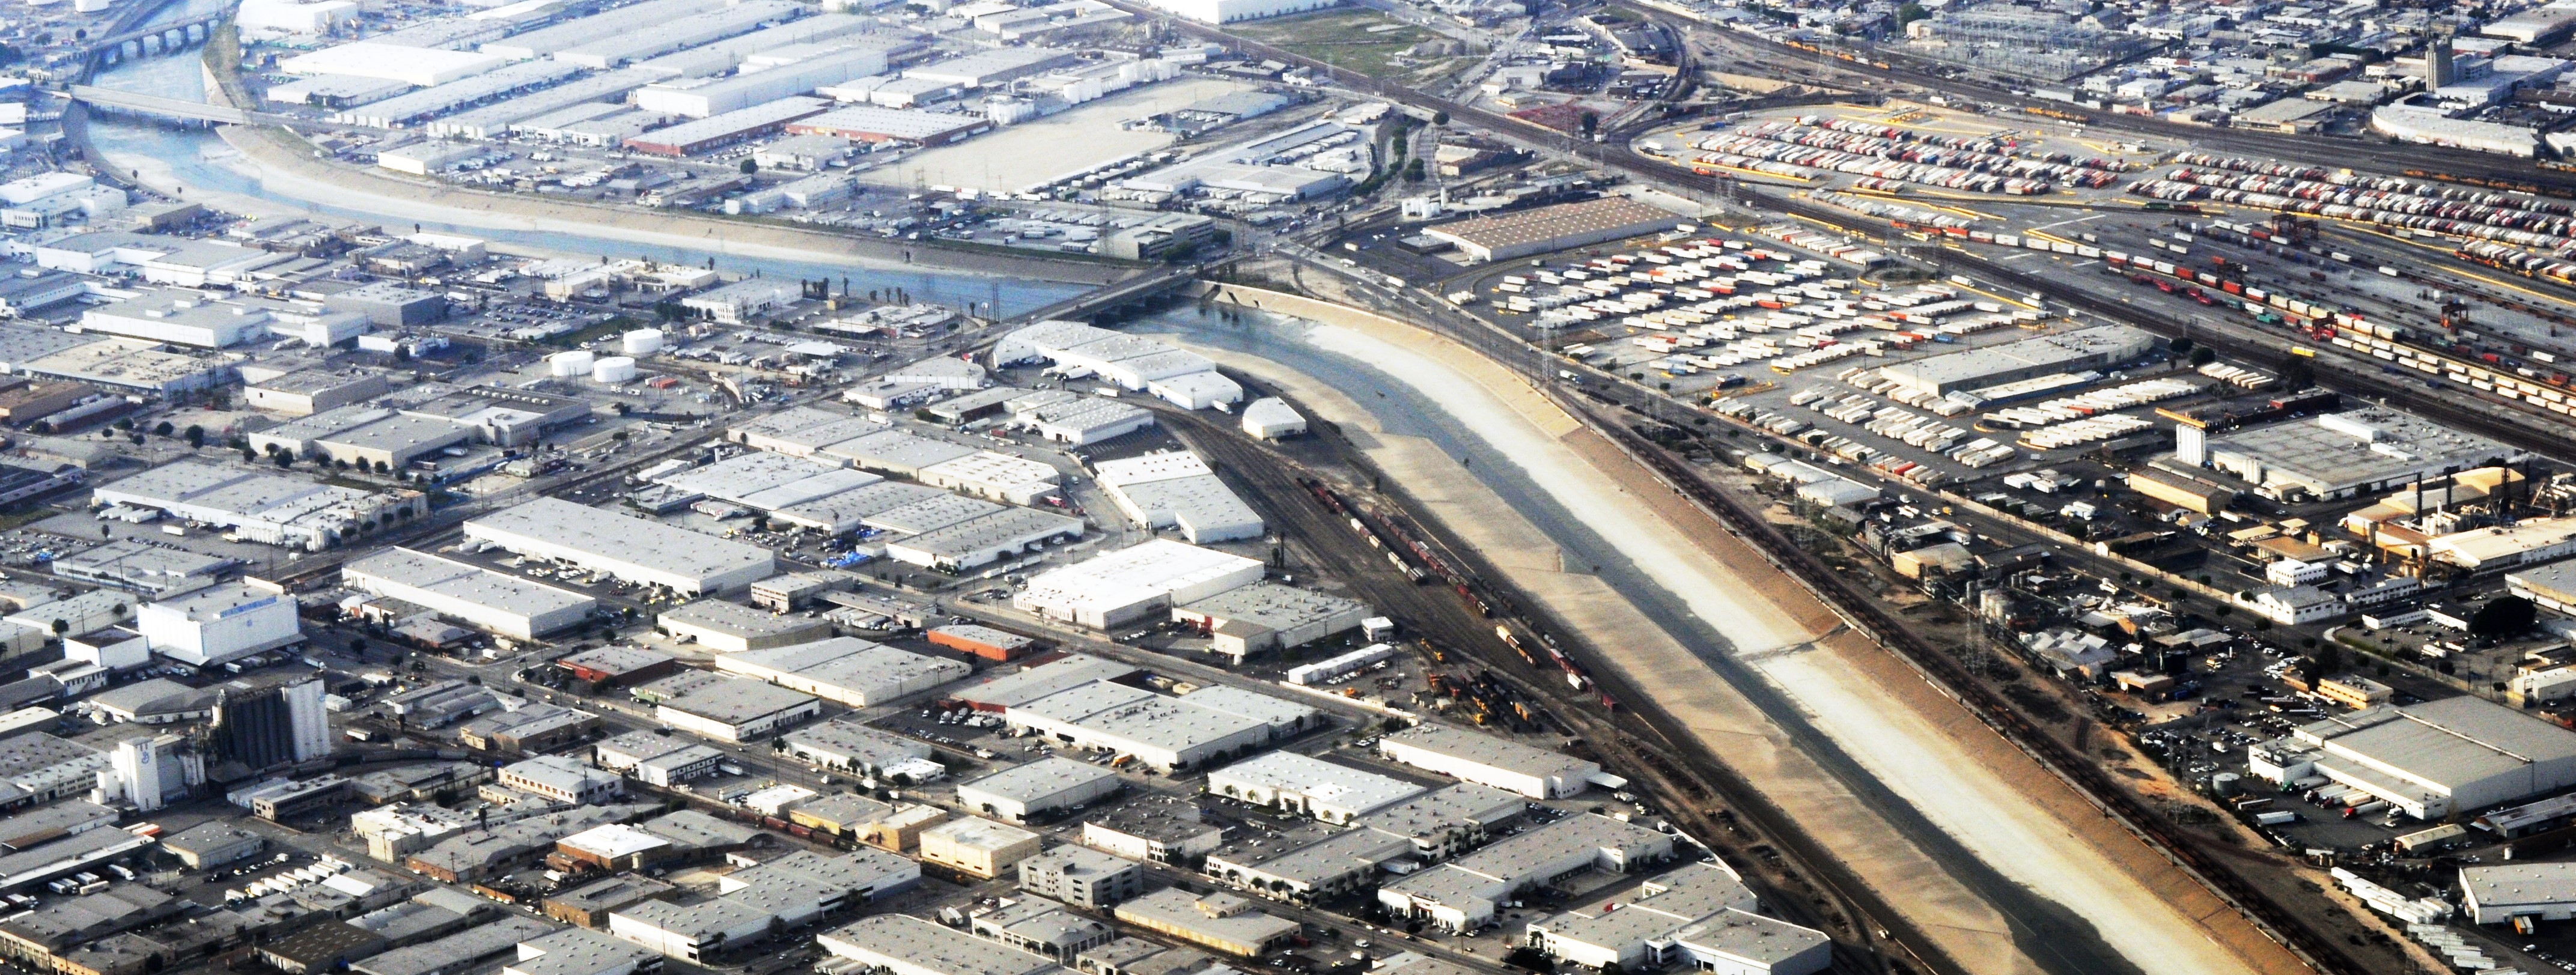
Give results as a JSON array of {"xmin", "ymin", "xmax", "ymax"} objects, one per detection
[
  {"xmin": 74, "ymin": 0, "xmax": 111, "ymax": 13},
  {"xmin": 592, "ymin": 357, "xmax": 637, "ymax": 383},
  {"xmin": 549, "ymin": 351, "xmax": 594, "ymax": 377},
  {"xmin": 621, "ymin": 329, "xmax": 665, "ymax": 354}
]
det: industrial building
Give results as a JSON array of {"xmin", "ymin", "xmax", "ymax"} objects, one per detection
[
  {"xmin": 928, "ymin": 624, "xmax": 1035, "ymax": 661},
  {"xmin": 1423, "ymin": 197, "xmax": 1683, "ymax": 263},
  {"xmin": 1001, "ymin": 679, "xmax": 1314, "ymax": 772},
  {"xmin": 644, "ymin": 673, "xmax": 821, "ymax": 743},
  {"xmin": 882, "ymin": 506, "xmax": 1085, "ymax": 573},
  {"xmin": 498, "ymin": 755, "xmax": 624, "ymax": 805},
  {"xmin": 1092, "ymin": 452, "xmax": 1262, "ymax": 544},
  {"xmin": 784, "ymin": 719, "xmax": 940, "ymax": 779},
  {"xmin": 609, "ymin": 849, "xmax": 918, "ymax": 961},
  {"xmin": 990, "ymin": 321, "xmax": 1222, "ymax": 393},
  {"xmin": 2249, "ymin": 696, "xmax": 2576, "ymax": 819},
  {"xmin": 556, "ymin": 646, "xmax": 678, "ymax": 689},
  {"xmin": 658, "ymin": 598, "xmax": 832, "ymax": 652},
  {"xmin": 783, "ymin": 106, "xmax": 992, "ymax": 145},
  {"xmin": 245, "ymin": 369, "xmax": 392, "ymax": 416},
  {"xmin": 1014, "ymin": 539, "xmax": 1266, "ymax": 630},
  {"xmin": 343, "ymin": 548, "xmax": 595, "ymax": 640},
  {"xmin": 1137, "ymin": 0, "xmax": 1336, "ymax": 21},
  {"xmin": 954, "ymin": 757, "xmax": 1122, "ymax": 823},
  {"xmin": 139, "ymin": 582, "xmax": 302, "ymax": 667},
  {"xmin": 817, "ymin": 915, "xmax": 1054, "ymax": 975},
  {"xmin": 711, "ymin": 636, "xmax": 969, "ymax": 707},
  {"xmin": 1205, "ymin": 751, "xmax": 1425, "ymax": 824},
  {"xmin": 1172, "ymin": 583, "xmax": 1372, "ymax": 662},
  {"xmin": 93, "ymin": 461, "xmax": 429, "ymax": 551},
  {"xmin": 50, "ymin": 539, "xmax": 231, "ymax": 600},
  {"xmin": 1524, "ymin": 864, "xmax": 1828, "ymax": 975},
  {"xmin": 1377, "ymin": 723, "xmax": 1603, "ymax": 798},
  {"xmin": 625, "ymin": 97, "xmax": 832, "ymax": 156},
  {"xmin": 1379, "ymin": 813, "xmax": 1673, "ymax": 932},
  {"xmin": 1110, "ymin": 890, "xmax": 1299, "ymax": 957},
  {"xmin": 1877, "ymin": 325, "xmax": 2158, "ymax": 397},
  {"xmin": 591, "ymin": 730, "xmax": 724, "ymax": 786},
  {"xmin": 1016, "ymin": 846, "xmax": 1145, "ymax": 909},
  {"xmin": 1080, "ymin": 794, "xmax": 1222, "ymax": 867},
  {"xmin": 2192, "ymin": 409, "xmax": 2519, "ymax": 501},
  {"xmin": 464, "ymin": 498, "xmax": 775, "ymax": 595},
  {"xmin": 951, "ymin": 653, "xmax": 1137, "ymax": 711},
  {"xmin": 1012, "ymin": 396, "xmax": 1156, "ymax": 446},
  {"xmin": 2461, "ymin": 863, "xmax": 2576, "ymax": 925},
  {"xmin": 918, "ymin": 816, "xmax": 1042, "ymax": 878}
]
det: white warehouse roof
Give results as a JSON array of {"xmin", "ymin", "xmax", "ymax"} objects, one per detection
[
  {"xmin": 1012, "ymin": 539, "xmax": 1264, "ymax": 629},
  {"xmin": 464, "ymin": 497, "xmax": 775, "ymax": 595}
]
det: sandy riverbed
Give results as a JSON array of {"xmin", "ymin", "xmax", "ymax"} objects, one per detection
[{"xmin": 1171, "ymin": 296, "xmax": 2306, "ymax": 975}]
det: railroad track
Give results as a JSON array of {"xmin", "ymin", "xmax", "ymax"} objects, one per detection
[
  {"xmin": 1156, "ymin": 404, "xmax": 1942, "ymax": 975},
  {"xmin": 1556, "ymin": 391, "xmax": 2366, "ymax": 975}
]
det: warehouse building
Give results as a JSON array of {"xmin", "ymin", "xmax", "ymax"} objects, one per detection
[
  {"xmin": 954, "ymin": 757, "xmax": 1122, "ymax": 823},
  {"xmin": 658, "ymin": 598, "xmax": 832, "ymax": 652},
  {"xmin": 1014, "ymin": 539, "xmax": 1265, "ymax": 630},
  {"xmin": 990, "ymin": 321, "xmax": 1220, "ymax": 393},
  {"xmin": 557, "ymin": 646, "xmax": 679, "ymax": 690},
  {"xmin": 928, "ymin": 624, "xmax": 1035, "ymax": 661},
  {"xmin": 818, "ymin": 915, "xmax": 1053, "ymax": 975},
  {"xmin": 2428, "ymin": 517, "xmax": 2576, "ymax": 572},
  {"xmin": 1002, "ymin": 679, "xmax": 1296, "ymax": 772},
  {"xmin": 610, "ymin": 849, "xmax": 918, "ymax": 961},
  {"xmin": 1112, "ymin": 890, "xmax": 1298, "ymax": 957},
  {"xmin": 282, "ymin": 41, "xmax": 510, "ymax": 85},
  {"xmin": 344, "ymin": 548, "xmax": 595, "ymax": 640},
  {"xmin": 246, "ymin": 369, "xmax": 392, "ymax": 416},
  {"xmin": 1356, "ymin": 783, "xmax": 1526, "ymax": 861},
  {"xmin": 1013, "ymin": 395, "xmax": 1155, "ymax": 446},
  {"xmin": 93, "ymin": 461, "xmax": 428, "ymax": 551},
  {"xmin": 1205, "ymin": 752, "xmax": 1424, "ymax": 824},
  {"xmin": 784, "ymin": 719, "xmax": 938, "ymax": 777},
  {"xmin": 50, "ymin": 539, "xmax": 231, "ymax": 600},
  {"xmin": 464, "ymin": 498, "xmax": 775, "ymax": 595},
  {"xmin": 644, "ymin": 673, "xmax": 821, "ymax": 743},
  {"xmin": 918, "ymin": 452, "xmax": 1062, "ymax": 505},
  {"xmin": 1525, "ymin": 864, "xmax": 1791, "ymax": 971},
  {"xmin": 626, "ymin": 97, "xmax": 832, "ymax": 156},
  {"xmin": 951, "ymin": 653, "xmax": 1137, "ymax": 711},
  {"xmin": 1092, "ymin": 452, "xmax": 1262, "ymax": 544},
  {"xmin": 2461, "ymin": 863, "xmax": 2576, "ymax": 925},
  {"xmin": 781, "ymin": 105, "xmax": 990, "ymax": 145},
  {"xmin": 713, "ymin": 636, "xmax": 969, "ymax": 707},
  {"xmin": 504, "ymin": 928, "xmax": 660, "ymax": 975},
  {"xmin": 1380, "ymin": 813, "xmax": 1673, "ymax": 933},
  {"xmin": 1423, "ymin": 197, "xmax": 1682, "ymax": 263},
  {"xmin": 1377, "ymin": 723, "xmax": 1602, "ymax": 798},
  {"xmin": 591, "ymin": 730, "xmax": 723, "ymax": 786},
  {"xmin": 919, "ymin": 816, "xmax": 1042, "ymax": 878},
  {"xmin": 1172, "ymin": 583, "xmax": 1371, "ymax": 663},
  {"xmin": 1877, "ymin": 326, "xmax": 2158, "ymax": 397},
  {"xmin": 885, "ymin": 507, "xmax": 1085, "ymax": 573},
  {"xmin": 2249, "ymin": 696, "xmax": 2576, "ymax": 819},
  {"xmin": 2509, "ymin": 560, "xmax": 2576, "ymax": 616},
  {"xmin": 498, "ymin": 755, "xmax": 624, "ymax": 805},
  {"xmin": 1017, "ymin": 846, "xmax": 1145, "ymax": 909},
  {"xmin": 2192, "ymin": 408, "xmax": 2520, "ymax": 502},
  {"xmin": 1137, "ymin": 0, "xmax": 1336, "ymax": 21},
  {"xmin": 139, "ymin": 582, "xmax": 301, "ymax": 667}
]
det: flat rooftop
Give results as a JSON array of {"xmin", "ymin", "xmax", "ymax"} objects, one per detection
[
  {"xmin": 466, "ymin": 497, "xmax": 772, "ymax": 585},
  {"xmin": 346, "ymin": 547, "xmax": 594, "ymax": 619}
]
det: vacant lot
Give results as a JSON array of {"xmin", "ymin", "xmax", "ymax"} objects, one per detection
[{"xmin": 1232, "ymin": 8, "xmax": 1477, "ymax": 84}]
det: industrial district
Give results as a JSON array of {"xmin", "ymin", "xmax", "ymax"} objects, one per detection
[{"xmin": 14, "ymin": 0, "xmax": 2576, "ymax": 970}]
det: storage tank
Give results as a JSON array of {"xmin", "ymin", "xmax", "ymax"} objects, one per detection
[
  {"xmin": 592, "ymin": 357, "xmax": 638, "ymax": 383},
  {"xmin": 2209, "ymin": 773, "xmax": 2240, "ymax": 797},
  {"xmin": 621, "ymin": 329, "xmax": 665, "ymax": 354},
  {"xmin": 549, "ymin": 351, "xmax": 594, "ymax": 377}
]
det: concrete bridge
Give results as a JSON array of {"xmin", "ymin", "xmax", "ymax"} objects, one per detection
[
  {"xmin": 1008, "ymin": 264, "xmax": 1203, "ymax": 324},
  {"xmin": 67, "ymin": 85, "xmax": 300, "ymax": 127},
  {"xmin": 85, "ymin": 13, "xmax": 225, "ymax": 65}
]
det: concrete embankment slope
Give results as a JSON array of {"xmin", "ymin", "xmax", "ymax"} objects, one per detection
[
  {"xmin": 1181, "ymin": 282, "xmax": 2305, "ymax": 975},
  {"xmin": 192, "ymin": 124, "xmax": 1136, "ymax": 285}
]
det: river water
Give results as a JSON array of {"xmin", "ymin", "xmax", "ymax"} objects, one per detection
[{"xmin": 79, "ymin": 9, "xmax": 1088, "ymax": 316}]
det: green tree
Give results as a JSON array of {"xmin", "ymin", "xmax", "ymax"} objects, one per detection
[
  {"xmin": 2170, "ymin": 336, "xmax": 2194, "ymax": 356},
  {"xmin": 740, "ymin": 159, "xmax": 759, "ymax": 174},
  {"xmin": 1402, "ymin": 158, "xmax": 1426, "ymax": 181},
  {"xmin": 152, "ymin": 421, "xmax": 172, "ymax": 436},
  {"xmin": 1579, "ymin": 112, "xmax": 1600, "ymax": 138},
  {"xmin": 185, "ymin": 425, "xmax": 204, "ymax": 449},
  {"xmin": 2190, "ymin": 346, "xmax": 2217, "ymax": 366},
  {"xmin": 1896, "ymin": 1, "xmax": 1928, "ymax": 25},
  {"xmin": 2473, "ymin": 596, "xmax": 2539, "ymax": 637}
]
